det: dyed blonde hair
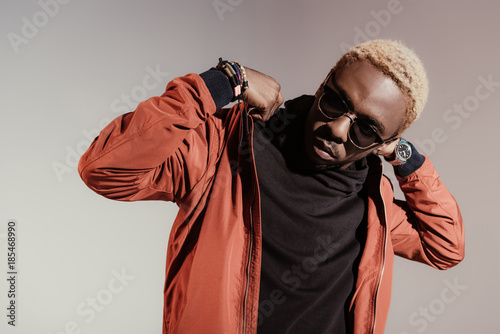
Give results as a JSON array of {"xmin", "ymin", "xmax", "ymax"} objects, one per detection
[{"xmin": 321, "ymin": 39, "xmax": 429, "ymax": 132}]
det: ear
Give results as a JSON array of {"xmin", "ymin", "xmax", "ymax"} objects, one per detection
[{"xmin": 371, "ymin": 137, "xmax": 400, "ymax": 158}]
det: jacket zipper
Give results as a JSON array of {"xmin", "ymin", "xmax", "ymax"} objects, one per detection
[
  {"xmin": 371, "ymin": 175, "xmax": 388, "ymax": 334},
  {"xmin": 241, "ymin": 105, "xmax": 256, "ymax": 334},
  {"xmin": 242, "ymin": 204, "xmax": 254, "ymax": 334}
]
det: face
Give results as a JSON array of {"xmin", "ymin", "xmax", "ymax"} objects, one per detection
[{"xmin": 304, "ymin": 61, "xmax": 407, "ymax": 169}]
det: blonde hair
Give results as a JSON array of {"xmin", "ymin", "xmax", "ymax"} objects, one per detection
[{"xmin": 322, "ymin": 39, "xmax": 429, "ymax": 132}]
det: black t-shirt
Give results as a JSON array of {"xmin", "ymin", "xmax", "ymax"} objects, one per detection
[{"xmin": 254, "ymin": 100, "xmax": 368, "ymax": 334}]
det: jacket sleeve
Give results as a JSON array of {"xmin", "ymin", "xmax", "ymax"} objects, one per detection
[
  {"xmin": 78, "ymin": 73, "xmax": 227, "ymax": 204},
  {"xmin": 387, "ymin": 157, "xmax": 465, "ymax": 270}
]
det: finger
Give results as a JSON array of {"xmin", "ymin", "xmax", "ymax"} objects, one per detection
[
  {"xmin": 277, "ymin": 92, "xmax": 284, "ymax": 107},
  {"xmin": 265, "ymin": 99, "xmax": 282, "ymax": 120},
  {"xmin": 261, "ymin": 93, "xmax": 284, "ymax": 121},
  {"xmin": 259, "ymin": 109, "xmax": 273, "ymax": 122},
  {"xmin": 250, "ymin": 113, "xmax": 264, "ymax": 121},
  {"xmin": 249, "ymin": 107, "xmax": 265, "ymax": 121}
]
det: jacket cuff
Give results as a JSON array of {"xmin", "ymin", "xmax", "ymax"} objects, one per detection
[
  {"xmin": 394, "ymin": 142, "xmax": 426, "ymax": 177},
  {"xmin": 199, "ymin": 68, "xmax": 234, "ymax": 110}
]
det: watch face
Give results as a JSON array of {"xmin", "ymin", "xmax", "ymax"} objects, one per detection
[{"xmin": 397, "ymin": 143, "xmax": 412, "ymax": 160}]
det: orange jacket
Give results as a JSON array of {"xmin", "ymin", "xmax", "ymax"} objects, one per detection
[{"xmin": 79, "ymin": 73, "xmax": 464, "ymax": 334}]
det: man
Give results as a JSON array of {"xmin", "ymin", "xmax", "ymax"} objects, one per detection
[{"xmin": 79, "ymin": 40, "xmax": 464, "ymax": 333}]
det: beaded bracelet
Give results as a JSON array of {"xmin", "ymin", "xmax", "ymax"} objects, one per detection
[
  {"xmin": 216, "ymin": 58, "xmax": 248, "ymax": 100},
  {"xmin": 232, "ymin": 61, "xmax": 248, "ymax": 90}
]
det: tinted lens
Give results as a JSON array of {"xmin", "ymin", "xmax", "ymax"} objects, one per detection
[
  {"xmin": 319, "ymin": 90, "xmax": 349, "ymax": 118},
  {"xmin": 320, "ymin": 87, "xmax": 382, "ymax": 148},
  {"xmin": 349, "ymin": 121, "xmax": 378, "ymax": 148}
]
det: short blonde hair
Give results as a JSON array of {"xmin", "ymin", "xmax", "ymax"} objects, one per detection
[{"xmin": 322, "ymin": 39, "xmax": 429, "ymax": 132}]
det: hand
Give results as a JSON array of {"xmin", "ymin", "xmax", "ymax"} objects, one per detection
[
  {"xmin": 243, "ymin": 67, "xmax": 284, "ymax": 121},
  {"xmin": 375, "ymin": 138, "xmax": 400, "ymax": 160}
]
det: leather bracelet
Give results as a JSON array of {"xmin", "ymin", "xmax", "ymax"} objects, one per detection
[{"xmin": 216, "ymin": 58, "xmax": 248, "ymax": 100}]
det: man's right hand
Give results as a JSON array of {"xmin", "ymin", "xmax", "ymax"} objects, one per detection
[{"xmin": 243, "ymin": 67, "xmax": 284, "ymax": 122}]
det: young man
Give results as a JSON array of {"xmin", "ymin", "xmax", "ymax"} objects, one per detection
[{"xmin": 79, "ymin": 40, "xmax": 464, "ymax": 333}]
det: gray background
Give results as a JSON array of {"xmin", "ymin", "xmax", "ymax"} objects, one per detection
[{"xmin": 1, "ymin": 0, "xmax": 498, "ymax": 333}]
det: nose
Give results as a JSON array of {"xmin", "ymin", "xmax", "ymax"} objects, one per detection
[{"xmin": 326, "ymin": 114, "xmax": 353, "ymax": 144}]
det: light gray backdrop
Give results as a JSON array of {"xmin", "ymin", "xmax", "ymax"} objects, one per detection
[{"xmin": 1, "ymin": 0, "xmax": 498, "ymax": 333}]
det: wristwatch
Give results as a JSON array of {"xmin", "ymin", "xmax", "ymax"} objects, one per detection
[{"xmin": 388, "ymin": 138, "xmax": 412, "ymax": 166}]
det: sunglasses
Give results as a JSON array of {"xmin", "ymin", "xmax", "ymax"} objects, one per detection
[{"xmin": 317, "ymin": 78, "xmax": 398, "ymax": 149}]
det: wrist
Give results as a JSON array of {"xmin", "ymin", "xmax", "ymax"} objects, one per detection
[
  {"xmin": 216, "ymin": 58, "xmax": 249, "ymax": 101},
  {"xmin": 392, "ymin": 141, "xmax": 426, "ymax": 177},
  {"xmin": 199, "ymin": 68, "xmax": 234, "ymax": 110},
  {"xmin": 386, "ymin": 138, "xmax": 411, "ymax": 166}
]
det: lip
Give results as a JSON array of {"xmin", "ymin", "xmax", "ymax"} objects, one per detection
[{"xmin": 312, "ymin": 138, "xmax": 337, "ymax": 162}]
